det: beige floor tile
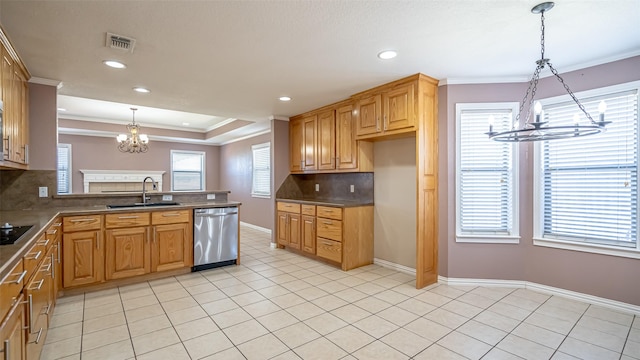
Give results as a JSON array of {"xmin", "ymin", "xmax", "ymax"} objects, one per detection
[
  {"xmin": 221, "ymin": 283, "xmax": 255, "ymax": 296},
  {"xmin": 119, "ymin": 285, "xmax": 155, "ymax": 301},
  {"xmin": 83, "ymin": 311, "xmax": 126, "ymax": 334},
  {"xmin": 193, "ymin": 288, "xmax": 228, "ymax": 304},
  {"xmin": 352, "ymin": 340, "xmax": 409, "ymax": 360},
  {"xmin": 315, "ymin": 280, "xmax": 349, "ymax": 293},
  {"xmin": 80, "ymin": 339, "xmax": 134, "ymax": 360},
  {"xmin": 524, "ymin": 312, "xmax": 576, "ymax": 335},
  {"xmin": 53, "ymin": 300, "xmax": 84, "ymax": 315},
  {"xmin": 257, "ymin": 309, "xmax": 300, "ymax": 331},
  {"xmin": 481, "ymin": 347, "xmax": 527, "ymax": 360},
  {"xmin": 201, "ymin": 297, "xmax": 239, "ymax": 315},
  {"xmin": 124, "ymin": 303, "xmax": 165, "ymax": 323},
  {"xmin": 623, "ymin": 339, "xmax": 640, "ymax": 359},
  {"xmin": 377, "ymin": 306, "xmax": 420, "ymax": 326},
  {"xmin": 128, "ymin": 314, "xmax": 172, "ymax": 337},
  {"xmin": 458, "ymin": 320, "xmax": 508, "ymax": 346},
  {"xmin": 295, "ymin": 286, "xmax": 329, "ymax": 301},
  {"xmin": 442, "ymin": 299, "xmax": 485, "ymax": 319},
  {"xmin": 293, "ymin": 337, "xmax": 348, "ymax": 360},
  {"xmin": 353, "ymin": 282, "xmax": 386, "ymax": 296},
  {"xmin": 414, "ymin": 344, "xmax": 468, "ymax": 360},
  {"xmin": 211, "ymin": 307, "xmax": 252, "ymax": 328},
  {"xmin": 44, "ymin": 322, "xmax": 82, "ymax": 344},
  {"xmin": 334, "ymin": 287, "xmax": 368, "ymax": 302},
  {"xmin": 245, "ymin": 278, "xmax": 277, "ymax": 290},
  {"xmin": 270, "ymin": 350, "xmax": 303, "ymax": 360},
  {"xmin": 200, "ymin": 346, "xmax": 248, "ymax": 360},
  {"xmin": 161, "ymin": 296, "xmax": 199, "ymax": 313},
  {"xmin": 270, "ymin": 292, "xmax": 307, "ymax": 309},
  {"xmin": 353, "ymin": 315, "xmax": 399, "ymax": 338},
  {"xmin": 121, "ymin": 294, "xmax": 158, "ymax": 311},
  {"xmin": 273, "ymin": 322, "xmax": 321, "ymax": 349},
  {"xmin": 256, "ymin": 284, "xmax": 291, "ymax": 298},
  {"xmin": 155, "ymin": 288, "xmax": 190, "ymax": 302},
  {"xmin": 185, "ymin": 282, "xmax": 218, "ymax": 295},
  {"xmin": 183, "ymin": 331, "xmax": 234, "ymax": 359},
  {"xmin": 490, "ymin": 301, "xmax": 535, "ymax": 321},
  {"xmin": 223, "ymin": 318, "xmax": 269, "ymax": 345},
  {"xmin": 424, "ymin": 308, "xmax": 468, "ymax": 329},
  {"xmin": 231, "ymin": 290, "xmax": 267, "ymax": 306},
  {"xmin": 438, "ymin": 331, "xmax": 492, "ymax": 359},
  {"xmin": 174, "ymin": 316, "xmax": 219, "ymax": 341},
  {"xmin": 457, "ymin": 292, "xmax": 498, "ymax": 309},
  {"xmin": 415, "ymin": 291, "xmax": 455, "ymax": 307},
  {"xmin": 326, "ymin": 325, "xmax": 375, "ymax": 353},
  {"xmin": 304, "ymin": 312, "xmax": 348, "ymax": 335},
  {"xmin": 136, "ymin": 343, "xmax": 191, "ymax": 360},
  {"xmin": 149, "ymin": 280, "xmax": 184, "ymax": 294},
  {"xmin": 166, "ymin": 305, "xmax": 208, "ymax": 325},
  {"xmin": 238, "ymin": 333, "xmax": 289, "ymax": 360},
  {"xmin": 311, "ymin": 294, "xmax": 349, "ymax": 312},
  {"xmin": 49, "ymin": 310, "xmax": 84, "ymax": 330},
  {"xmin": 512, "ymin": 322, "xmax": 566, "ymax": 349},
  {"xmin": 84, "ymin": 293, "xmax": 121, "ymax": 309},
  {"xmin": 55, "ymin": 293, "xmax": 84, "ymax": 305},
  {"xmin": 475, "ymin": 310, "xmax": 521, "ymax": 332},
  {"xmin": 497, "ymin": 334, "xmax": 556, "ymax": 360},
  {"xmin": 330, "ymin": 304, "xmax": 371, "ymax": 323},
  {"xmin": 286, "ymin": 301, "xmax": 325, "ymax": 321},
  {"xmin": 84, "ymin": 287, "xmax": 119, "ymax": 299},
  {"xmin": 404, "ymin": 317, "xmax": 452, "ymax": 342},
  {"xmin": 578, "ymin": 315, "xmax": 631, "ymax": 338},
  {"xmin": 381, "ymin": 328, "xmax": 434, "ymax": 357},
  {"xmin": 82, "ymin": 324, "xmax": 130, "ymax": 351},
  {"xmin": 501, "ymin": 293, "xmax": 545, "ymax": 312},
  {"xmin": 40, "ymin": 336, "xmax": 81, "ymax": 360},
  {"xmin": 132, "ymin": 327, "xmax": 181, "ymax": 355},
  {"xmin": 281, "ymin": 279, "xmax": 313, "ymax": 292},
  {"xmin": 396, "ymin": 298, "xmax": 436, "ymax": 316},
  {"xmin": 243, "ymin": 299, "xmax": 281, "ymax": 317},
  {"xmin": 569, "ymin": 325, "xmax": 626, "ymax": 352}
]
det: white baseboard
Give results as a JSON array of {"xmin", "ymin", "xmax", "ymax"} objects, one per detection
[
  {"xmin": 439, "ymin": 275, "xmax": 640, "ymax": 315},
  {"xmin": 240, "ymin": 221, "xmax": 272, "ymax": 234},
  {"xmin": 270, "ymin": 242, "xmax": 277, "ymax": 249},
  {"xmin": 373, "ymin": 258, "xmax": 416, "ymax": 276}
]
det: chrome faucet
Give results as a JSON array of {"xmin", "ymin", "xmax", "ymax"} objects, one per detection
[{"xmin": 141, "ymin": 176, "xmax": 157, "ymax": 204}]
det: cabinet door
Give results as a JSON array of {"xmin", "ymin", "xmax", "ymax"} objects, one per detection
[
  {"xmin": 1, "ymin": 50, "xmax": 13, "ymax": 161},
  {"xmin": 301, "ymin": 215, "xmax": 316, "ymax": 254},
  {"xmin": 289, "ymin": 118, "xmax": 304, "ymax": 172},
  {"xmin": 317, "ymin": 110, "xmax": 336, "ymax": 170},
  {"xmin": 383, "ymin": 83, "xmax": 415, "ymax": 132},
  {"xmin": 13, "ymin": 69, "xmax": 28, "ymax": 164},
  {"xmin": 152, "ymin": 223, "xmax": 190, "ymax": 272},
  {"xmin": 105, "ymin": 227, "xmax": 150, "ymax": 280},
  {"xmin": 336, "ymin": 105, "xmax": 357, "ymax": 170},
  {"xmin": 356, "ymin": 94, "xmax": 382, "ymax": 136},
  {"xmin": 0, "ymin": 294, "xmax": 26, "ymax": 360},
  {"xmin": 288, "ymin": 214, "xmax": 301, "ymax": 250},
  {"xmin": 302, "ymin": 115, "xmax": 317, "ymax": 171},
  {"xmin": 63, "ymin": 230, "xmax": 103, "ymax": 288},
  {"xmin": 277, "ymin": 212, "xmax": 289, "ymax": 246}
]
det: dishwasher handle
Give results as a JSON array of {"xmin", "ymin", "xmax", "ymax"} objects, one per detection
[{"xmin": 195, "ymin": 211, "xmax": 238, "ymax": 217}]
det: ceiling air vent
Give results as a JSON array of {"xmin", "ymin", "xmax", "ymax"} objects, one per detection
[{"xmin": 105, "ymin": 32, "xmax": 136, "ymax": 53}]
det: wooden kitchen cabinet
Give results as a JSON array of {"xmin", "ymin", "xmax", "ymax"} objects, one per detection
[
  {"xmin": 289, "ymin": 118, "xmax": 304, "ymax": 172},
  {"xmin": 276, "ymin": 202, "xmax": 301, "ymax": 250},
  {"xmin": 62, "ymin": 215, "xmax": 104, "ymax": 288},
  {"xmin": 0, "ymin": 293, "xmax": 26, "ymax": 360},
  {"xmin": 301, "ymin": 215, "xmax": 316, "ymax": 254},
  {"xmin": 46, "ymin": 220, "xmax": 63, "ymax": 300},
  {"xmin": 355, "ymin": 81, "xmax": 415, "ymax": 139},
  {"xmin": 302, "ymin": 115, "xmax": 317, "ymax": 171},
  {"xmin": 151, "ymin": 210, "xmax": 192, "ymax": 272},
  {"xmin": 25, "ymin": 247, "xmax": 53, "ymax": 360},
  {"xmin": 317, "ymin": 110, "xmax": 335, "ymax": 170},
  {"xmin": 105, "ymin": 212, "xmax": 151, "ymax": 280}
]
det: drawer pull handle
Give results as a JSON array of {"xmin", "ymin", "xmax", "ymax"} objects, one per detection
[
  {"xmin": 323, "ymin": 221, "xmax": 332, "ymax": 225},
  {"xmin": 46, "ymin": 229, "xmax": 57, "ymax": 235},
  {"xmin": 26, "ymin": 250, "xmax": 42, "ymax": 261},
  {"xmin": 53, "ymin": 222, "xmax": 62, "ymax": 227},
  {"xmin": 37, "ymin": 239, "xmax": 50, "ymax": 246},
  {"xmin": 8, "ymin": 270, "xmax": 27, "ymax": 284},
  {"xmin": 3, "ymin": 339, "xmax": 9, "ymax": 360},
  {"xmin": 117, "ymin": 216, "xmax": 139, "ymax": 219},
  {"xmin": 30, "ymin": 328, "xmax": 43, "ymax": 344},
  {"xmin": 70, "ymin": 218, "xmax": 96, "ymax": 223},
  {"xmin": 40, "ymin": 262, "xmax": 52, "ymax": 273},
  {"xmin": 322, "ymin": 241, "xmax": 334, "ymax": 246},
  {"xmin": 162, "ymin": 213, "xmax": 181, "ymax": 217},
  {"xmin": 28, "ymin": 279, "xmax": 44, "ymax": 291},
  {"xmin": 28, "ymin": 294, "xmax": 33, "ymax": 332},
  {"xmin": 43, "ymin": 304, "xmax": 51, "ymax": 315}
]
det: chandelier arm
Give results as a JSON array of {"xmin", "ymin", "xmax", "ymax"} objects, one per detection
[{"xmin": 546, "ymin": 62, "xmax": 597, "ymax": 124}]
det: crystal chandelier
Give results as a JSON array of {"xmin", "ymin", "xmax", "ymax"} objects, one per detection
[
  {"xmin": 487, "ymin": 2, "xmax": 610, "ymax": 142},
  {"xmin": 117, "ymin": 107, "xmax": 149, "ymax": 153}
]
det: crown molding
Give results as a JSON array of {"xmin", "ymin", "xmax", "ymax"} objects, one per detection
[{"xmin": 29, "ymin": 77, "xmax": 63, "ymax": 89}]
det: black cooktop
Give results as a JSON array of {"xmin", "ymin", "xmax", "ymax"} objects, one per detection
[{"xmin": 0, "ymin": 225, "xmax": 33, "ymax": 245}]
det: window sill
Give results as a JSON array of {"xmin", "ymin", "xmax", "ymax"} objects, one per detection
[
  {"xmin": 251, "ymin": 194, "xmax": 271, "ymax": 199},
  {"xmin": 456, "ymin": 235, "xmax": 520, "ymax": 244},
  {"xmin": 533, "ymin": 237, "xmax": 640, "ymax": 259}
]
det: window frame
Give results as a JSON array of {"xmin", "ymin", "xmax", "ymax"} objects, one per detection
[
  {"xmin": 251, "ymin": 142, "xmax": 271, "ymax": 198},
  {"xmin": 57, "ymin": 143, "xmax": 72, "ymax": 195},
  {"xmin": 455, "ymin": 102, "xmax": 520, "ymax": 243},
  {"xmin": 533, "ymin": 80, "xmax": 640, "ymax": 259},
  {"xmin": 170, "ymin": 150, "xmax": 205, "ymax": 192}
]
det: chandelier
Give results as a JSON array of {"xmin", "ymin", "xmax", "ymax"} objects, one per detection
[
  {"xmin": 117, "ymin": 107, "xmax": 149, "ymax": 153},
  {"xmin": 487, "ymin": 2, "xmax": 610, "ymax": 142}
]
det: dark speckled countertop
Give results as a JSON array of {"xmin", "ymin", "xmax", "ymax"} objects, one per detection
[
  {"xmin": 275, "ymin": 198, "xmax": 373, "ymax": 207},
  {"xmin": 0, "ymin": 201, "xmax": 240, "ymax": 281}
]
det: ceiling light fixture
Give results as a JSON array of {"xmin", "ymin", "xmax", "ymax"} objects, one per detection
[
  {"xmin": 133, "ymin": 87, "xmax": 150, "ymax": 93},
  {"xmin": 279, "ymin": 96, "xmax": 291, "ymax": 102},
  {"xmin": 103, "ymin": 60, "xmax": 126, "ymax": 69},
  {"xmin": 116, "ymin": 108, "xmax": 149, "ymax": 153},
  {"xmin": 377, "ymin": 50, "xmax": 397, "ymax": 60},
  {"xmin": 487, "ymin": 2, "xmax": 609, "ymax": 142}
]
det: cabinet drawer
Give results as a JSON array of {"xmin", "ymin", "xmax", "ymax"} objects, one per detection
[
  {"xmin": 106, "ymin": 212, "xmax": 151, "ymax": 228},
  {"xmin": 152, "ymin": 209, "xmax": 190, "ymax": 225},
  {"xmin": 301, "ymin": 204, "xmax": 316, "ymax": 216},
  {"xmin": 0, "ymin": 259, "xmax": 25, "ymax": 321},
  {"xmin": 23, "ymin": 234, "xmax": 49, "ymax": 283},
  {"xmin": 277, "ymin": 202, "xmax": 301, "ymax": 214},
  {"xmin": 316, "ymin": 238, "xmax": 342, "ymax": 263},
  {"xmin": 317, "ymin": 218, "xmax": 342, "ymax": 242},
  {"xmin": 63, "ymin": 215, "xmax": 103, "ymax": 232},
  {"xmin": 316, "ymin": 206, "xmax": 343, "ymax": 220}
]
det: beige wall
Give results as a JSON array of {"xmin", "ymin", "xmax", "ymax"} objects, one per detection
[
  {"xmin": 58, "ymin": 134, "xmax": 220, "ymax": 193},
  {"xmin": 373, "ymin": 137, "xmax": 416, "ymax": 268},
  {"xmin": 28, "ymin": 83, "xmax": 58, "ymax": 170}
]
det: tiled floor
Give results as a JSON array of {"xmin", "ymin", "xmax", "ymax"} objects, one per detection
[{"xmin": 43, "ymin": 226, "xmax": 639, "ymax": 360}]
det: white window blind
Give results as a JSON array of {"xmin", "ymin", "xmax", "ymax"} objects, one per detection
[
  {"xmin": 456, "ymin": 103, "xmax": 519, "ymax": 240},
  {"xmin": 251, "ymin": 142, "xmax": 271, "ymax": 198},
  {"xmin": 57, "ymin": 144, "xmax": 72, "ymax": 194},
  {"xmin": 538, "ymin": 89, "xmax": 639, "ymax": 249},
  {"xmin": 171, "ymin": 150, "xmax": 205, "ymax": 191}
]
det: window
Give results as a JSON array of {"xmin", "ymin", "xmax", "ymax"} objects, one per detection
[
  {"xmin": 456, "ymin": 103, "xmax": 519, "ymax": 242},
  {"xmin": 171, "ymin": 150, "xmax": 205, "ymax": 191},
  {"xmin": 251, "ymin": 142, "xmax": 271, "ymax": 198},
  {"xmin": 534, "ymin": 82, "xmax": 640, "ymax": 257},
  {"xmin": 57, "ymin": 144, "xmax": 72, "ymax": 194}
]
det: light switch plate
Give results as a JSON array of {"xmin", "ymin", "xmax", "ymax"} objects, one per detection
[
  {"xmin": 162, "ymin": 194, "xmax": 173, "ymax": 201},
  {"xmin": 315, "ymin": 184, "xmax": 319, "ymax": 192},
  {"xmin": 38, "ymin": 186, "xmax": 48, "ymax": 198},
  {"xmin": 207, "ymin": 194, "xmax": 216, "ymax": 200},
  {"xmin": 350, "ymin": 185, "xmax": 355, "ymax": 193}
]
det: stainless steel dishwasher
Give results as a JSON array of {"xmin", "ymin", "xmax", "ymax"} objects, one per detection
[{"xmin": 193, "ymin": 207, "xmax": 239, "ymax": 271}]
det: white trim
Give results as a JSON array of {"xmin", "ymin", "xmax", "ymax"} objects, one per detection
[
  {"xmin": 439, "ymin": 77, "xmax": 528, "ymax": 86},
  {"xmin": 268, "ymin": 115, "xmax": 290, "ymax": 121},
  {"xmin": 438, "ymin": 276, "xmax": 640, "ymax": 315},
  {"xmin": 79, "ymin": 169, "xmax": 164, "ymax": 193},
  {"xmin": 240, "ymin": 221, "xmax": 272, "ymax": 234},
  {"xmin": 455, "ymin": 235, "xmax": 520, "ymax": 244},
  {"xmin": 533, "ymin": 238, "xmax": 640, "ymax": 260},
  {"xmin": 373, "ymin": 258, "xmax": 416, "ymax": 276},
  {"xmin": 29, "ymin": 76, "xmax": 63, "ymax": 88},
  {"xmin": 170, "ymin": 150, "xmax": 205, "ymax": 192},
  {"xmin": 219, "ymin": 129, "xmax": 271, "ymax": 146}
]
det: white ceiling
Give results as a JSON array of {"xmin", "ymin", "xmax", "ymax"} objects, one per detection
[{"xmin": 1, "ymin": 0, "xmax": 639, "ymax": 145}]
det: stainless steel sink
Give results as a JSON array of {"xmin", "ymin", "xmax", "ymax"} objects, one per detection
[{"xmin": 106, "ymin": 202, "xmax": 181, "ymax": 209}]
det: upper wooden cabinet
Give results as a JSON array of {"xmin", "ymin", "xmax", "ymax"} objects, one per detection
[
  {"xmin": 355, "ymin": 81, "xmax": 415, "ymax": 139},
  {"xmin": 0, "ymin": 26, "xmax": 30, "ymax": 169},
  {"xmin": 289, "ymin": 102, "xmax": 372, "ymax": 174}
]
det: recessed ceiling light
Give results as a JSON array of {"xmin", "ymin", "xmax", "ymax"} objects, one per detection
[
  {"xmin": 279, "ymin": 96, "xmax": 291, "ymax": 102},
  {"xmin": 57, "ymin": 107, "xmax": 67, "ymax": 112},
  {"xmin": 133, "ymin": 87, "xmax": 150, "ymax": 93},
  {"xmin": 103, "ymin": 60, "xmax": 126, "ymax": 69},
  {"xmin": 182, "ymin": 122, "xmax": 190, "ymax": 126},
  {"xmin": 377, "ymin": 50, "xmax": 397, "ymax": 60}
]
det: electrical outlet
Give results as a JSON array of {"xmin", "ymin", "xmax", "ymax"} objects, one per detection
[
  {"xmin": 207, "ymin": 193, "xmax": 216, "ymax": 200},
  {"xmin": 315, "ymin": 184, "xmax": 319, "ymax": 192},
  {"xmin": 162, "ymin": 194, "xmax": 173, "ymax": 201},
  {"xmin": 350, "ymin": 185, "xmax": 355, "ymax": 193},
  {"xmin": 38, "ymin": 186, "xmax": 48, "ymax": 198}
]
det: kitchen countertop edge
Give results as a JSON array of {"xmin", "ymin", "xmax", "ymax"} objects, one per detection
[{"xmin": 275, "ymin": 198, "xmax": 373, "ymax": 207}]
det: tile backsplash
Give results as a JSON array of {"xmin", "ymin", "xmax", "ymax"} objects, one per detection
[{"xmin": 276, "ymin": 172, "xmax": 374, "ymax": 203}]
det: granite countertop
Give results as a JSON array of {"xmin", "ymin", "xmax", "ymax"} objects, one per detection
[
  {"xmin": 275, "ymin": 198, "xmax": 374, "ymax": 207},
  {"xmin": 0, "ymin": 200, "xmax": 241, "ymax": 280}
]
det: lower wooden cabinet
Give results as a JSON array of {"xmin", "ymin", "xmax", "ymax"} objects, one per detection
[
  {"xmin": 0, "ymin": 293, "xmax": 26, "ymax": 360},
  {"xmin": 62, "ymin": 230, "xmax": 104, "ymax": 288},
  {"xmin": 152, "ymin": 222, "xmax": 191, "ymax": 272},
  {"xmin": 277, "ymin": 209, "xmax": 301, "ymax": 250},
  {"xmin": 301, "ymin": 215, "xmax": 316, "ymax": 254},
  {"xmin": 105, "ymin": 226, "xmax": 150, "ymax": 280}
]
